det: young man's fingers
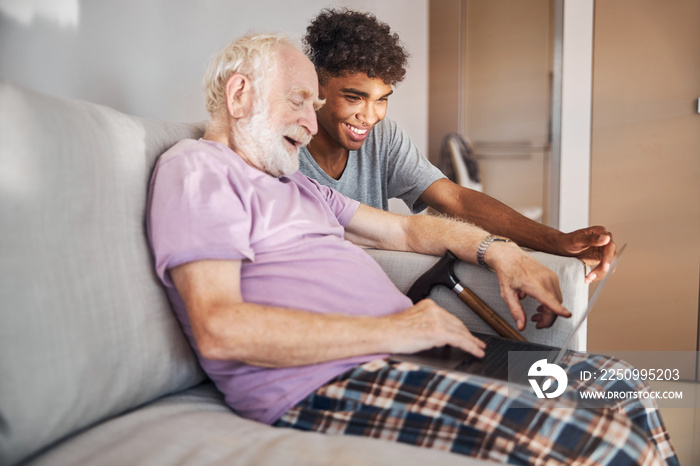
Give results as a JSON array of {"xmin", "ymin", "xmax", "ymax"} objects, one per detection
[
  {"xmin": 601, "ymin": 238, "xmax": 617, "ymax": 271},
  {"xmin": 527, "ymin": 285, "xmax": 571, "ymax": 319},
  {"xmin": 584, "ymin": 270, "xmax": 599, "ymax": 284},
  {"xmin": 585, "ymin": 266, "xmax": 603, "ymax": 284},
  {"xmin": 585, "ymin": 234, "xmax": 617, "ymax": 283},
  {"xmin": 568, "ymin": 227, "xmax": 611, "ymax": 253},
  {"xmin": 531, "ymin": 306, "xmax": 558, "ymax": 328}
]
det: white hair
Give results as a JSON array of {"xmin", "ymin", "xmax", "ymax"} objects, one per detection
[{"xmin": 202, "ymin": 33, "xmax": 298, "ymax": 115}]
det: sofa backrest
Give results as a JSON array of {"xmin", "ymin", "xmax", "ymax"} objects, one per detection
[{"xmin": 0, "ymin": 82, "xmax": 207, "ymax": 465}]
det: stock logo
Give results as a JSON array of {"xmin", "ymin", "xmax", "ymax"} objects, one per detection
[{"xmin": 528, "ymin": 359, "xmax": 568, "ymax": 399}]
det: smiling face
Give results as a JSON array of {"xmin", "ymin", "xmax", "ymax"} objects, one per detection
[
  {"xmin": 314, "ymin": 72, "xmax": 393, "ymax": 153},
  {"xmin": 238, "ymin": 45, "xmax": 324, "ymax": 177}
]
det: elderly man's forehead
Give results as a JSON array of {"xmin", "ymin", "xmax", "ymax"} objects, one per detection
[
  {"xmin": 274, "ymin": 43, "xmax": 311, "ymax": 69},
  {"xmin": 272, "ymin": 46, "xmax": 321, "ymax": 95}
]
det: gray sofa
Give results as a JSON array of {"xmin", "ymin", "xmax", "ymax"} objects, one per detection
[{"xmin": 0, "ymin": 82, "xmax": 588, "ymax": 466}]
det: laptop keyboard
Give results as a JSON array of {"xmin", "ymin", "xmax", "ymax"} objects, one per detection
[{"xmin": 454, "ymin": 333, "xmax": 561, "ymax": 377}]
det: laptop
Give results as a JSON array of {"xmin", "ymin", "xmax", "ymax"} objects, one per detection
[{"xmin": 390, "ymin": 244, "xmax": 627, "ymax": 383}]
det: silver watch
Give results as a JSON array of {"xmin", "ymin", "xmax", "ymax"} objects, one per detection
[{"xmin": 477, "ymin": 235, "xmax": 512, "ymax": 270}]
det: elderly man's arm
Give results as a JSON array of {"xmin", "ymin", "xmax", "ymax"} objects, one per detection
[
  {"xmin": 170, "ymin": 259, "xmax": 486, "ymax": 368},
  {"xmin": 344, "ymin": 204, "xmax": 571, "ymax": 330}
]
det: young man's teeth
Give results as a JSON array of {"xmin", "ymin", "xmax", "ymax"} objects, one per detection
[{"xmin": 347, "ymin": 125, "xmax": 367, "ymax": 135}]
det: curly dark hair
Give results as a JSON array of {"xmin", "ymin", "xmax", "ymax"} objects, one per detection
[{"xmin": 303, "ymin": 8, "xmax": 409, "ymax": 86}]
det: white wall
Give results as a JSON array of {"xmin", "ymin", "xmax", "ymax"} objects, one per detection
[{"xmin": 0, "ymin": 0, "xmax": 428, "ymax": 153}]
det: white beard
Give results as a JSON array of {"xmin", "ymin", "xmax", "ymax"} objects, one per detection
[{"xmin": 238, "ymin": 104, "xmax": 307, "ymax": 178}]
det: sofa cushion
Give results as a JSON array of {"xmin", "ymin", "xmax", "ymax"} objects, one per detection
[
  {"xmin": 23, "ymin": 382, "xmax": 495, "ymax": 466},
  {"xmin": 0, "ymin": 82, "xmax": 206, "ymax": 465}
]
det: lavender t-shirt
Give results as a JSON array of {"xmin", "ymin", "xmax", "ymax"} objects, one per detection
[{"xmin": 147, "ymin": 139, "xmax": 412, "ymax": 424}]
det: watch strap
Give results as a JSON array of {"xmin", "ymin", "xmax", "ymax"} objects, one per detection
[{"xmin": 476, "ymin": 235, "xmax": 512, "ymax": 270}]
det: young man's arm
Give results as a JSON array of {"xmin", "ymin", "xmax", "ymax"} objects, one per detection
[
  {"xmin": 344, "ymin": 204, "xmax": 571, "ymax": 330},
  {"xmin": 420, "ymin": 178, "xmax": 617, "ymax": 283},
  {"xmin": 170, "ymin": 258, "xmax": 486, "ymax": 368}
]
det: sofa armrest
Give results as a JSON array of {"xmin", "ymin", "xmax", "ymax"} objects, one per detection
[{"xmin": 365, "ymin": 248, "xmax": 589, "ymax": 351}]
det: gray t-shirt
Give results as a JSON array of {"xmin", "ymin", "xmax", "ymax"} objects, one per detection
[{"xmin": 299, "ymin": 118, "xmax": 445, "ymax": 214}]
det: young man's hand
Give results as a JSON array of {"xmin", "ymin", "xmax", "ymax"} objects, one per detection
[{"xmin": 556, "ymin": 226, "xmax": 616, "ymax": 283}]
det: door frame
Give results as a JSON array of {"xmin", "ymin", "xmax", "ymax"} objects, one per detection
[{"xmin": 549, "ymin": 0, "xmax": 594, "ymax": 232}]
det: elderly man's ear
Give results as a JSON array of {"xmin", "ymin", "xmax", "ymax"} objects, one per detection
[{"xmin": 225, "ymin": 74, "xmax": 254, "ymax": 119}]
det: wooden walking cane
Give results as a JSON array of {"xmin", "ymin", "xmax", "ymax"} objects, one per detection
[{"xmin": 406, "ymin": 250, "xmax": 525, "ymax": 341}]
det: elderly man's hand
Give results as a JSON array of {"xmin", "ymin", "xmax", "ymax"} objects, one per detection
[
  {"xmin": 558, "ymin": 226, "xmax": 616, "ymax": 284},
  {"xmin": 485, "ymin": 242, "xmax": 572, "ymax": 331},
  {"xmin": 383, "ymin": 299, "xmax": 486, "ymax": 358}
]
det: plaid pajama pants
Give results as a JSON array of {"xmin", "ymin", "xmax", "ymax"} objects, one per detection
[{"xmin": 275, "ymin": 353, "xmax": 678, "ymax": 465}]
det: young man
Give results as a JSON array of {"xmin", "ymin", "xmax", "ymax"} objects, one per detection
[
  {"xmin": 147, "ymin": 33, "xmax": 677, "ymax": 465},
  {"xmin": 300, "ymin": 8, "xmax": 616, "ymax": 284}
]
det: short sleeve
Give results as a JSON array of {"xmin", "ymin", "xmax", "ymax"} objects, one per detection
[
  {"xmin": 147, "ymin": 152, "xmax": 254, "ymax": 286},
  {"xmin": 382, "ymin": 120, "xmax": 445, "ymax": 213},
  {"xmin": 294, "ymin": 173, "xmax": 360, "ymax": 227}
]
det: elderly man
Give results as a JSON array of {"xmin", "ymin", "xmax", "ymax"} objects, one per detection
[
  {"xmin": 147, "ymin": 34, "xmax": 677, "ymax": 465},
  {"xmin": 300, "ymin": 8, "xmax": 616, "ymax": 284}
]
